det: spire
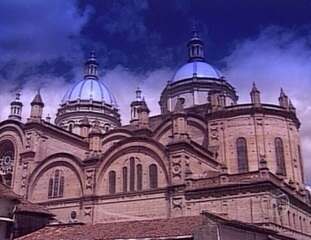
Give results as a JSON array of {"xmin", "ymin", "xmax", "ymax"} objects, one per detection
[
  {"xmin": 84, "ymin": 51, "xmax": 98, "ymax": 80},
  {"xmin": 279, "ymin": 88, "xmax": 289, "ymax": 109},
  {"xmin": 130, "ymin": 88, "xmax": 150, "ymax": 128},
  {"xmin": 30, "ymin": 90, "xmax": 44, "ymax": 120},
  {"xmin": 250, "ymin": 82, "xmax": 261, "ymax": 106},
  {"xmin": 9, "ymin": 92, "xmax": 23, "ymax": 121},
  {"xmin": 187, "ymin": 24, "xmax": 205, "ymax": 62},
  {"xmin": 288, "ymin": 99, "xmax": 296, "ymax": 112},
  {"xmin": 135, "ymin": 87, "xmax": 142, "ymax": 101},
  {"xmin": 31, "ymin": 89, "xmax": 44, "ymax": 107},
  {"xmin": 251, "ymin": 82, "xmax": 260, "ymax": 93},
  {"xmin": 280, "ymin": 88, "xmax": 287, "ymax": 98}
]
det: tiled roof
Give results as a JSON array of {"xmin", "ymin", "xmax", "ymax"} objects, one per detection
[
  {"xmin": 17, "ymin": 216, "xmax": 203, "ymax": 240},
  {"xmin": 0, "ymin": 183, "xmax": 21, "ymax": 200},
  {"xmin": 16, "ymin": 199, "xmax": 53, "ymax": 216},
  {"xmin": 0, "ymin": 183, "xmax": 52, "ymax": 216}
]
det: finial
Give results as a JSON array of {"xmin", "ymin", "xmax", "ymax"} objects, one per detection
[
  {"xmin": 15, "ymin": 92, "xmax": 21, "ymax": 101},
  {"xmin": 46, "ymin": 114, "xmax": 51, "ymax": 123},
  {"xmin": 89, "ymin": 50, "xmax": 96, "ymax": 61},
  {"xmin": 251, "ymin": 82, "xmax": 260, "ymax": 93},
  {"xmin": 252, "ymin": 82, "xmax": 256, "ymax": 88},
  {"xmin": 289, "ymin": 99, "xmax": 296, "ymax": 112},
  {"xmin": 191, "ymin": 21, "xmax": 199, "ymax": 38},
  {"xmin": 135, "ymin": 87, "xmax": 142, "ymax": 100},
  {"xmin": 280, "ymin": 88, "xmax": 287, "ymax": 97}
]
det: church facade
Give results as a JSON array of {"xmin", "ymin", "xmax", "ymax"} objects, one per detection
[{"xmin": 0, "ymin": 30, "xmax": 310, "ymax": 239}]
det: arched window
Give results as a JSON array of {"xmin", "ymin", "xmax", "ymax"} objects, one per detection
[
  {"xmin": 48, "ymin": 178, "xmax": 53, "ymax": 198},
  {"xmin": 104, "ymin": 124, "xmax": 111, "ymax": 133},
  {"xmin": 0, "ymin": 140, "xmax": 15, "ymax": 186},
  {"xmin": 236, "ymin": 138, "xmax": 249, "ymax": 173},
  {"xmin": 68, "ymin": 123, "xmax": 74, "ymax": 133},
  {"xmin": 108, "ymin": 171, "xmax": 116, "ymax": 194},
  {"xmin": 275, "ymin": 138, "xmax": 286, "ymax": 176},
  {"xmin": 287, "ymin": 211, "xmax": 291, "ymax": 227},
  {"xmin": 129, "ymin": 157, "xmax": 135, "ymax": 192},
  {"xmin": 122, "ymin": 167, "xmax": 127, "ymax": 193},
  {"xmin": 149, "ymin": 164, "xmax": 158, "ymax": 189},
  {"xmin": 48, "ymin": 169, "xmax": 64, "ymax": 199},
  {"xmin": 59, "ymin": 175, "xmax": 64, "ymax": 197},
  {"xmin": 137, "ymin": 164, "xmax": 142, "ymax": 191}
]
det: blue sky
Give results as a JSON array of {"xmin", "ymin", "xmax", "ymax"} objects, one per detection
[{"xmin": 0, "ymin": 0, "xmax": 311, "ymax": 184}]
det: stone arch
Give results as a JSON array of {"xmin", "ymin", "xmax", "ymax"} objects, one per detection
[
  {"xmin": 187, "ymin": 116, "xmax": 207, "ymax": 145},
  {"xmin": 0, "ymin": 121, "xmax": 25, "ymax": 146},
  {"xmin": 28, "ymin": 153, "xmax": 84, "ymax": 201},
  {"xmin": 96, "ymin": 137, "xmax": 169, "ymax": 194},
  {"xmin": 153, "ymin": 118, "xmax": 172, "ymax": 141},
  {"xmin": 0, "ymin": 125, "xmax": 25, "ymax": 188},
  {"xmin": 102, "ymin": 129, "xmax": 133, "ymax": 152},
  {"xmin": 154, "ymin": 114, "xmax": 207, "ymax": 145}
]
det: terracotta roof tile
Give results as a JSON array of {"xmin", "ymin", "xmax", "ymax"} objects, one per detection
[
  {"xmin": 17, "ymin": 216, "xmax": 203, "ymax": 240},
  {"xmin": 0, "ymin": 183, "xmax": 21, "ymax": 200},
  {"xmin": 0, "ymin": 183, "xmax": 52, "ymax": 216},
  {"xmin": 16, "ymin": 199, "xmax": 53, "ymax": 216}
]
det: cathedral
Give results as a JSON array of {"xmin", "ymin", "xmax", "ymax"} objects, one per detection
[{"xmin": 0, "ymin": 29, "xmax": 311, "ymax": 239}]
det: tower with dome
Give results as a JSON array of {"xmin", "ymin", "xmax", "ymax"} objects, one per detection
[{"xmin": 0, "ymin": 30, "xmax": 310, "ymax": 240}]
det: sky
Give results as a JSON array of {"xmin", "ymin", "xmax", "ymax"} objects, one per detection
[{"xmin": 0, "ymin": 0, "xmax": 311, "ymax": 183}]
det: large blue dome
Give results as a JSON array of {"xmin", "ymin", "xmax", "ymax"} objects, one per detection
[
  {"xmin": 62, "ymin": 78, "xmax": 117, "ymax": 106},
  {"xmin": 172, "ymin": 61, "xmax": 223, "ymax": 83}
]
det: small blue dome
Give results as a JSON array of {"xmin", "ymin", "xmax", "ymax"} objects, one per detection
[
  {"xmin": 172, "ymin": 61, "xmax": 223, "ymax": 82},
  {"xmin": 62, "ymin": 79, "xmax": 117, "ymax": 106}
]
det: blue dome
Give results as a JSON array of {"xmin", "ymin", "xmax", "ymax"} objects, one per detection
[
  {"xmin": 62, "ymin": 79, "xmax": 117, "ymax": 106},
  {"xmin": 172, "ymin": 61, "xmax": 223, "ymax": 82}
]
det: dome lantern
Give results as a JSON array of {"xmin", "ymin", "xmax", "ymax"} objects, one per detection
[
  {"xmin": 187, "ymin": 25, "xmax": 205, "ymax": 62},
  {"xmin": 159, "ymin": 27, "xmax": 238, "ymax": 113},
  {"xmin": 84, "ymin": 51, "xmax": 98, "ymax": 80},
  {"xmin": 56, "ymin": 51, "xmax": 120, "ymax": 134}
]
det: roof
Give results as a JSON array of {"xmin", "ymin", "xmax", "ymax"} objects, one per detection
[
  {"xmin": 16, "ymin": 212, "xmax": 298, "ymax": 240},
  {"xmin": 17, "ymin": 216, "xmax": 203, "ymax": 240},
  {"xmin": 0, "ymin": 183, "xmax": 52, "ymax": 216},
  {"xmin": 16, "ymin": 198, "xmax": 53, "ymax": 216},
  {"xmin": 62, "ymin": 79, "xmax": 118, "ymax": 106},
  {"xmin": 172, "ymin": 61, "xmax": 222, "ymax": 82},
  {"xmin": 0, "ymin": 183, "xmax": 20, "ymax": 201},
  {"xmin": 31, "ymin": 93, "xmax": 44, "ymax": 106}
]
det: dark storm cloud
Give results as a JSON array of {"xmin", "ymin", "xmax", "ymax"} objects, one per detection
[
  {"xmin": 0, "ymin": 0, "xmax": 89, "ymax": 60},
  {"xmin": 77, "ymin": 0, "xmax": 187, "ymax": 72},
  {"xmin": 0, "ymin": 0, "xmax": 90, "ymax": 89}
]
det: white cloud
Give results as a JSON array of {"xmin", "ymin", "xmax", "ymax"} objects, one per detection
[
  {"xmin": 224, "ymin": 26, "xmax": 311, "ymax": 184},
  {"xmin": 104, "ymin": 66, "xmax": 172, "ymax": 123},
  {"xmin": 0, "ymin": 18, "xmax": 310, "ymax": 187}
]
